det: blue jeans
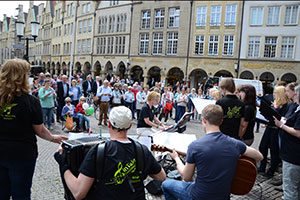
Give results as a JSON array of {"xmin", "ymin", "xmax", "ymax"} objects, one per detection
[
  {"xmin": 282, "ymin": 160, "xmax": 300, "ymax": 200},
  {"xmin": 162, "ymin": 179, "xmax": 193, "ymax": 200},
  {"xmin": 176, "ymin": 106, "xmax": 186, "ymax": 123},
  {"xmin": 42, "ymin": 107, "xmax": 54, "ymax": 128},
  {"xmin": 125, "ymin": 102, "xmax": 134, "ymax": 119},
  {"xmin": 0, "ymin": 159, "xmax": 36, "ymax": 200},
  {"xmin": 76, "ymin": 113, "xmax": 90, "ymax": 129}
]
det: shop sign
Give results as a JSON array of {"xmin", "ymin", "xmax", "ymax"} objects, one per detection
[{"xmin": 244, "ymin": 62, "xmax": 294, "ymax": 70}]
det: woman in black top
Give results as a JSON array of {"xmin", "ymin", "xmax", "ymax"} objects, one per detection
[
  {"xmin": 258, "ymin": 86, "xmax": 290, "ymax": 178},
  {"xmin": 0, "ymin": 59, "xmax": 67, "ymax": 199},
  {"xmin": 137, "ymin": 91, "xmax": 167, "ymax": 136},
  {"xmin": 237, "ymin": 85, "xmax": 257, "ymax": 146},
  {"xmin": 273, "ymin": 84, "xmax": 300, "ymax": 200}
]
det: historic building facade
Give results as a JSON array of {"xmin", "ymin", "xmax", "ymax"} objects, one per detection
[
  {"xmin": 240, "ymin": 1, "xmax": 300, "ymax": 93},
  {"xmin": 0, "ymin": 0, "xmax": 299, "ymax": 90},
  {"xmin": 92, "ymin": 1, "xmax": 131, "ymax": 80}
]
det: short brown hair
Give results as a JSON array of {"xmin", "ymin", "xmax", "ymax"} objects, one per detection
[
  {"xmin": 201, "ymin": 104, "xmax": 223, "ymax": 126},
  {"xmin": 219, "ymin": 78, "xmax": 235, "ymax": 93}
]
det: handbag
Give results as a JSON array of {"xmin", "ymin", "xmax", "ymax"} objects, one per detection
[{"xmin": 65, "ymin": 114, "xmax": 74, "ymax": 130}]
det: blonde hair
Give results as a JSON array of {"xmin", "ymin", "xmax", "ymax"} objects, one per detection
[
  {"xmin": 0, "ymin": 59, "xmax": 30, "ymax": 106},
  {"xmin": 80, "ymin": 96, "xmax": 86, "ymax": 101},
  {"xmin": 147, "ymin": 91, "xmax": 160, "ymax": 102},
  {"xmin": 211, "ymin": 90, "xmax": 222, "ymax": 100},
  {"xmin": 274, "ymin": 86, "xmax": 290, "ymax": 108}
]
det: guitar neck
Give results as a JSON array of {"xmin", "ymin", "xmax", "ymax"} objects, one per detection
[{"xmin": 151, "ymin": 144, "xmax": 187, "ymax": 157}]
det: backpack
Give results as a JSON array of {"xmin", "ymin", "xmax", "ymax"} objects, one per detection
[{"xmin": 86, "ymin": 138, "xmax": 145, "ymax": 199}]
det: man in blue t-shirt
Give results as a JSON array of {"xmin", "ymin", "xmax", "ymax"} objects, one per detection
[{"xmin": 162, "ymin": 104, "xmax": 263, "ymax": 200}]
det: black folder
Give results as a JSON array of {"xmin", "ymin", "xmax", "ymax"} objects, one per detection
[{"xmin": 258, "ymin": 96, "xmax": 281, "ymax": 125}]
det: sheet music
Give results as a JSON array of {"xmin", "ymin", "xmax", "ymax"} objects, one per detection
[
  {"xmin": 152, "ymin": 132, "xmax": 196, "ymax": 153},
  {"xmin": 191, "ymin": 98, "xmax": 216, "ymax": 114}
]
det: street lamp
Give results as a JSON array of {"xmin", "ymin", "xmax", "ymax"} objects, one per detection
[{"xmin": 15, "ymin": 20, "xmax": 39, "ymax": 62}]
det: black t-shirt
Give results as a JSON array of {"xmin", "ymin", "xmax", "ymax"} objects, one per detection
[
  {"xmin": 216, "ymin": 95, "xmax": 245, "ymax": 139},
  {"xmin": 137, "ymin": 104, "xmax": 155, "ymax": 128},
  {"xmin": 79, "ymin": 140, "xmax": 162, "ymax": 200},
  {"xmin": 243, "ymin": 105, "xmax": 256, "ymax": 140},
  {"xmin": 0, "ymin": 93, "xmax": 43, "ymax": 160},
  {"xmin": 280, "ymin": 105, "xmax": 300, "ymax": 166}
]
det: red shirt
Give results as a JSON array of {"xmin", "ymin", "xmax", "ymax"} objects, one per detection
[
  {"xmin": 132, "ymin": 89, "xmax": 138, "ymax": 100},
  {"xmin": 75, "ymin": 103, "xmax": 86, "ymax": 115}
]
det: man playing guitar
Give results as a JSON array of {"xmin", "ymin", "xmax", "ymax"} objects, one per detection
[{"xmin": 162, "ymin": 104, "xmax": 263, "ymax": 200}]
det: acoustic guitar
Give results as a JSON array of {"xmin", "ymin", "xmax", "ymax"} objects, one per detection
[{"xmin": 151, "ymin": 144, "xmax": 257, "ymax": 195}]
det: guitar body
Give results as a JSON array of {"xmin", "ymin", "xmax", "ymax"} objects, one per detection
[{"xmin": 231, "ymin": 156, "xmax": 257, "ymax": 195}]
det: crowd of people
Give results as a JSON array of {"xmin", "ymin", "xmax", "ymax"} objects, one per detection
[{"xmin": 1, "ymin": 58, "xmax": 300, "ymax": 200}]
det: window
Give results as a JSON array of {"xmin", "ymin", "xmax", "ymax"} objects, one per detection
[
  {"xmin": 87, "ymin": 3, "xmax": 91, "ymax": 13},
  {"xmin": 70, "ymin": 3, "xmax": 73, "ymax": 16},
  {"xmin": 281, "ymin": 36, "xmax": 295, "ymax": 59},
  {"xmin": 100, "ymin": 38, "xmax": 103, "ymax": 54},
  {"xmin": 223, "ymin": 35, "xmax": 234, "ymax": 56},
  {"xmin": 117, "ymin": 37, "xmax": 121, "ymax": 54},
  {"xmin": 115, "ymin": 37, "xmax": 119, "ymax": 53},
  {"xmin": 88, "ymin": 18, "xmax": 92, "ymax": 32},
  {"xmin": 98, "ymin": 17, "xmax": 102, "ymax": 33},
  {"xmin": 210, "ymin": 6, "xmax": 221, "ymax": 26},
  {"xmin": 168, "ymin": 8, "xmax": 180, "ymax": 28},
  {"xmin": 67, "ymin": 43, "xmax": 69, "ymax": 54},
  {"xmin": 248, "ymin": 36, "xmax": 260, "ymax": 57},
  {"xmin": 107, "ymin": 37, "xmax": 111, "ymax": 54},
  {"xmin": 111, "ymin": 37, "xmax": 114, "ymax": 54},
  {"xmin": 123, "ymin": 14, "xmax": 127, "ymax": 32},
  {"xmin": 196, "ymin": 6, "xmax": 207, "ymax": 26},
  {"xmin": 82, "ymin": 39, "xmax": 86, "ymax": 53},
  {"xmin": 79, "ymin": 21, "xmax": 82, "ymax": 34},
  {"xmin": 139, "ymin": 33, "xmax": 149, "ymax": 54},
  {"xmin": 141, "ymin": 10, "xmax": 151, "ymax": 29},
  {"xmin": 68, "ymin": 24, "xmax": 70, "ymax": 35},
  {"xmin": 122, "ymin": 36, "xmax": 125, "ymax": 54},
  {"xmin": 67, "ymin": 5, "xmax": 70, "ymax": 16},
  {"xmin": 87, "ymin": 39, "xmax": 91, "ymax": 53},
  {"xmin": 103, "ymin": 38, "xmax": 106, "ymax": 54},
  {"xmin": 104, "ymin": 17, "xmax": 107, "ymax": 33},
  {"xmin": 110, "ymin": 0, "xmax": 119, "ymax": 6},
  {"xmin": 225, "ymin": 5, "xmax": 236, "ymax": 26},
  {"xmin": 153, "ymin": 32, "xmax": 163, "ymax": 54},
  {"xmin": 284, "ymin": 5, "xmax": 299, "ymax": 25},
  {"xmin": 154, "ymin": 9, "xmax": 165, "ymax": 28},
  {"xmin": 167, "ymin": 32, "xmax": 178, "ymax": 55},
  {"xmin": 116, "ymin": 15, "xmax": 120, "ymax": 32},
  {"xmin": 82, "ymin": 4, "xmax": 86, "ymax": 15},
  {"xmin": 264, "ymin": 37, "xmax": 277, "ymax": 58},
  {"xmin": 83, "ymin": 20, "xmax": 87, "ymax": 33},
  {"xmin": 267, "ymin": 6, "xmax": 280, "ymax": 25},
  {"xmin": 208, "ymin": 35, "xmax": 219, "ymax": 55},
  {"xmin": 194, "ymin": 35, "xmax": 205, "ymax": 55},
  {"xmin": 109, "ymin": 16, "xmax": 112, "ymax": 32},
  {"xmin": 112, "ymin": 16, "xmax": 115, "ymax": 33},
  {"xmin": 120, "ymin": 15, "xmax": 123, "ymax": 32},
  {"xmin": 77, "ymin": 40, "xmax": 81, "ymax": 53},
  {"xmin": 250, "ymin": 7, "xmax": 263, "ymax": 25},
  {"xmin": 64, "ymin": 24, "xmax": 67, "ymax": 35},
  {"xmin": 97, "ymin": 38, "xmax": 100, "ymax": 54}
]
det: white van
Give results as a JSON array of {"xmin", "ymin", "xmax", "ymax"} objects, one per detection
[{"xmin": 204, "ymin": 77, "xmax": 264, "ymax": 95}]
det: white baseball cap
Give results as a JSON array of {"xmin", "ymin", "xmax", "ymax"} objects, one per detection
[{"xmin": 109, "ymin": 106, "xmax": 132, "ymax": 129}]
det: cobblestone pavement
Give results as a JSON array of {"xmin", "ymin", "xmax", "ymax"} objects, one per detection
[{"xmin": 31, "ymin": 114, "xmax": 283, "ymax": 200}]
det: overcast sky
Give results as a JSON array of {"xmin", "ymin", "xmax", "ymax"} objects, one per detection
[{"xmin": 0, "ymin": 1, "xmax": 45, "ymax": 21}]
